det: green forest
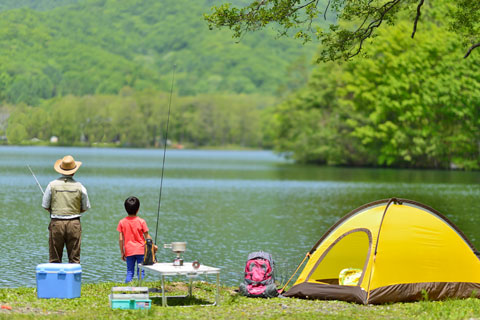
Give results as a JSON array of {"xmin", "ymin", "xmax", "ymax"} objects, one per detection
[
  {"xmin": 0, "ymin": 0, "xmax": 314, "ymax": 102},
  {"xmin": 1, "ymin": 0, "xmax": 480, "ymax": 170},
  {"xmin": 267, "ymin": 2, "xmax": 480, "ymax": 170}
]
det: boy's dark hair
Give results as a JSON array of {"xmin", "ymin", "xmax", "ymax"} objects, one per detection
[{"xmin": 124, "ymin": 196, "xmax": 140, "ymax": 215}]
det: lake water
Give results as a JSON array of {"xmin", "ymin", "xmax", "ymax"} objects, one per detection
[{"xmin": 1, "ymin": 146, "xmax": 480, "ymax": 288}]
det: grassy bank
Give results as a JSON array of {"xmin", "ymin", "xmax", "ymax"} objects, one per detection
[{"xmin": 1, "ymin": 282, "xmax": 480, "ymax": 319}]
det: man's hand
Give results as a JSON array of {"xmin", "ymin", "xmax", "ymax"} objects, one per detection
[{"xmin": 121, "ymin": 254, "xmax": 126, "ymax": 261}]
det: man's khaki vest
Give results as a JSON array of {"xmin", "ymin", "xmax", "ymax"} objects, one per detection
[{"xmin": 50, "ymin": 177, "xmax": 82, "ymax": 216}]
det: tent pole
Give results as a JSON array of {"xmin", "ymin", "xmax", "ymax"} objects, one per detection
[
  {"xmin": 279, "ymin": 252, "xmax": 310, "ymax": 293},
  {"xmin": 366, "ymin": 197, "xmax": 399, "ymax": 302}
]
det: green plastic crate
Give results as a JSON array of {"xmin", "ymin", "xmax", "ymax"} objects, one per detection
[
  {"xmin": 109, "ymin": 287, "xmax": 151, "ymax": 309},
  {"xmin": 110, "ymin": 298, "xmax": 151, "ymax": 310}
]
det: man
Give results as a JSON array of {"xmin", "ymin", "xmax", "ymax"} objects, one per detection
[{"xmin": 42, "ymin": 155, "xmax": 90, "ymax": 263}]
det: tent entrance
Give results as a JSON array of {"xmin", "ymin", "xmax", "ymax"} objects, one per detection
[{"xmin": 306, "ymin": 228, "xmax": 372, "ymax": 286}]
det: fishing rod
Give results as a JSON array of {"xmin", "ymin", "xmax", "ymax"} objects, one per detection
[
  {"xmin": 27, "ymin": 165, "xmax": 44, "ymax": 195},
  {"xmin": 154, "ymin": 64, "xmax": 176, "ymax": 245}
]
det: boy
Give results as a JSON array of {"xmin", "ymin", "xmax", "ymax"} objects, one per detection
[{"xmin": 117, "ymin": 196, "xmax": 153, "ymax": 283}]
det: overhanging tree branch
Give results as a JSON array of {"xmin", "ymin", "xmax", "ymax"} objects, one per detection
[
  {"xmin": 411, "ymin": 0, "xmax": 425, "ymax": 38},
  {"xmin": 464, "ymin": 43, "xmax": 480, "ymax": 58},
  {"xmin": 323, "ymin": 0, "xmax": 331, "ymax": 20},
  {"xmin": 294, "ymin": 0, "xmax": 317, "ymax": 12},
  {"xmin": 348, "ymin": 0, "xmax": 402, "ymax": 59},
  {"xmin": 205, "ymin": 0, "xmax": 480, "ymax": 61}
]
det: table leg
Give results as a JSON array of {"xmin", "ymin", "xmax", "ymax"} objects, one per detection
[
  {"xmin": 138, "ymin": 265, "xmax": 143, "ymax": 286},
  {"xmin": 188, "ymin": 277, "xmax": 193, "ymax": 297},
  {"xmin": 161, "ymin": 275, "xmax": 166, "ymax": 307},
  {"xmin": 215, "ymin": 273, "xmax": 219, "ymax": 306}
]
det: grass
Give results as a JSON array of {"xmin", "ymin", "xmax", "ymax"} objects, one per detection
[{"xmin": 1, "ymin": 281, "xmax": 480, "ymax": 319}]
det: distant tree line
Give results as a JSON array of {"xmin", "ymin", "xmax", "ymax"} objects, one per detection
[{"xmin": 4, "ymin": 89, "xmax": 273, "ymax": 149}]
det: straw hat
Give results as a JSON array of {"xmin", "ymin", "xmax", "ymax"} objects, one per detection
[{"xmin": 54, "ymin": 155, "xmax": 82, "ymax": 175}]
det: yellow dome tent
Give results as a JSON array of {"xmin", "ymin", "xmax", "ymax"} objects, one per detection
[{"xmin": 283, "ymin": 198, "xmax": 480, "ymax": 304}]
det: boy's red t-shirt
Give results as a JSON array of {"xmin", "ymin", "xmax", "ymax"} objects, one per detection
[{"xmin": 117, "ymin": 216, "xmax": 149, "ymax": 256}]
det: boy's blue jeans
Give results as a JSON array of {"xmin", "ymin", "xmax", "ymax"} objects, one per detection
[{"xmin": 125, "ymin": 255, "xmax": 145, "ymax": 283}]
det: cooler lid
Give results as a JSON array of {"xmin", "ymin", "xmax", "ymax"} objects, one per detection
[{"xmin": 36, "ymin": 263, "xmax": 82, "ymax": 273}]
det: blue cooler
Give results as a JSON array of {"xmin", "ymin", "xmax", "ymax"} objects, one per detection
[{"xmin": 36, "ymin": 263, "xmax": 82, "ymax": 299}]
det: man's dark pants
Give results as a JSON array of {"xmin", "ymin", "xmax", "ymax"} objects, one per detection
[{"xmin": 48, "ymin": 218, "xmax": 82, "ymax": 263}]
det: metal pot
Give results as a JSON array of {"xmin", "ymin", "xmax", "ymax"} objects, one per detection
[{"xmin": 164, "ymin": 242, "xmax": 186, "ymax": 253}]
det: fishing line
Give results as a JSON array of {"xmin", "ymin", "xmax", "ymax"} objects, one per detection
[
  {"xmin": 154, "ymin": 64, "xmax": 176, "ymax": 245},
  {"xmin": 27, "ymin": 165, "xmax": 45, "ymax": 195}
]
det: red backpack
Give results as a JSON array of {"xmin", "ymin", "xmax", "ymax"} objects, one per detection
[{"xmin": 239, "ymin": 251, "xmax": 279, "ymax": 298}]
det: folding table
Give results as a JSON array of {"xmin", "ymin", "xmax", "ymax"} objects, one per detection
[{"xmin": 139, "ymin": 262, "xmax": 220, "ymax": 307}]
